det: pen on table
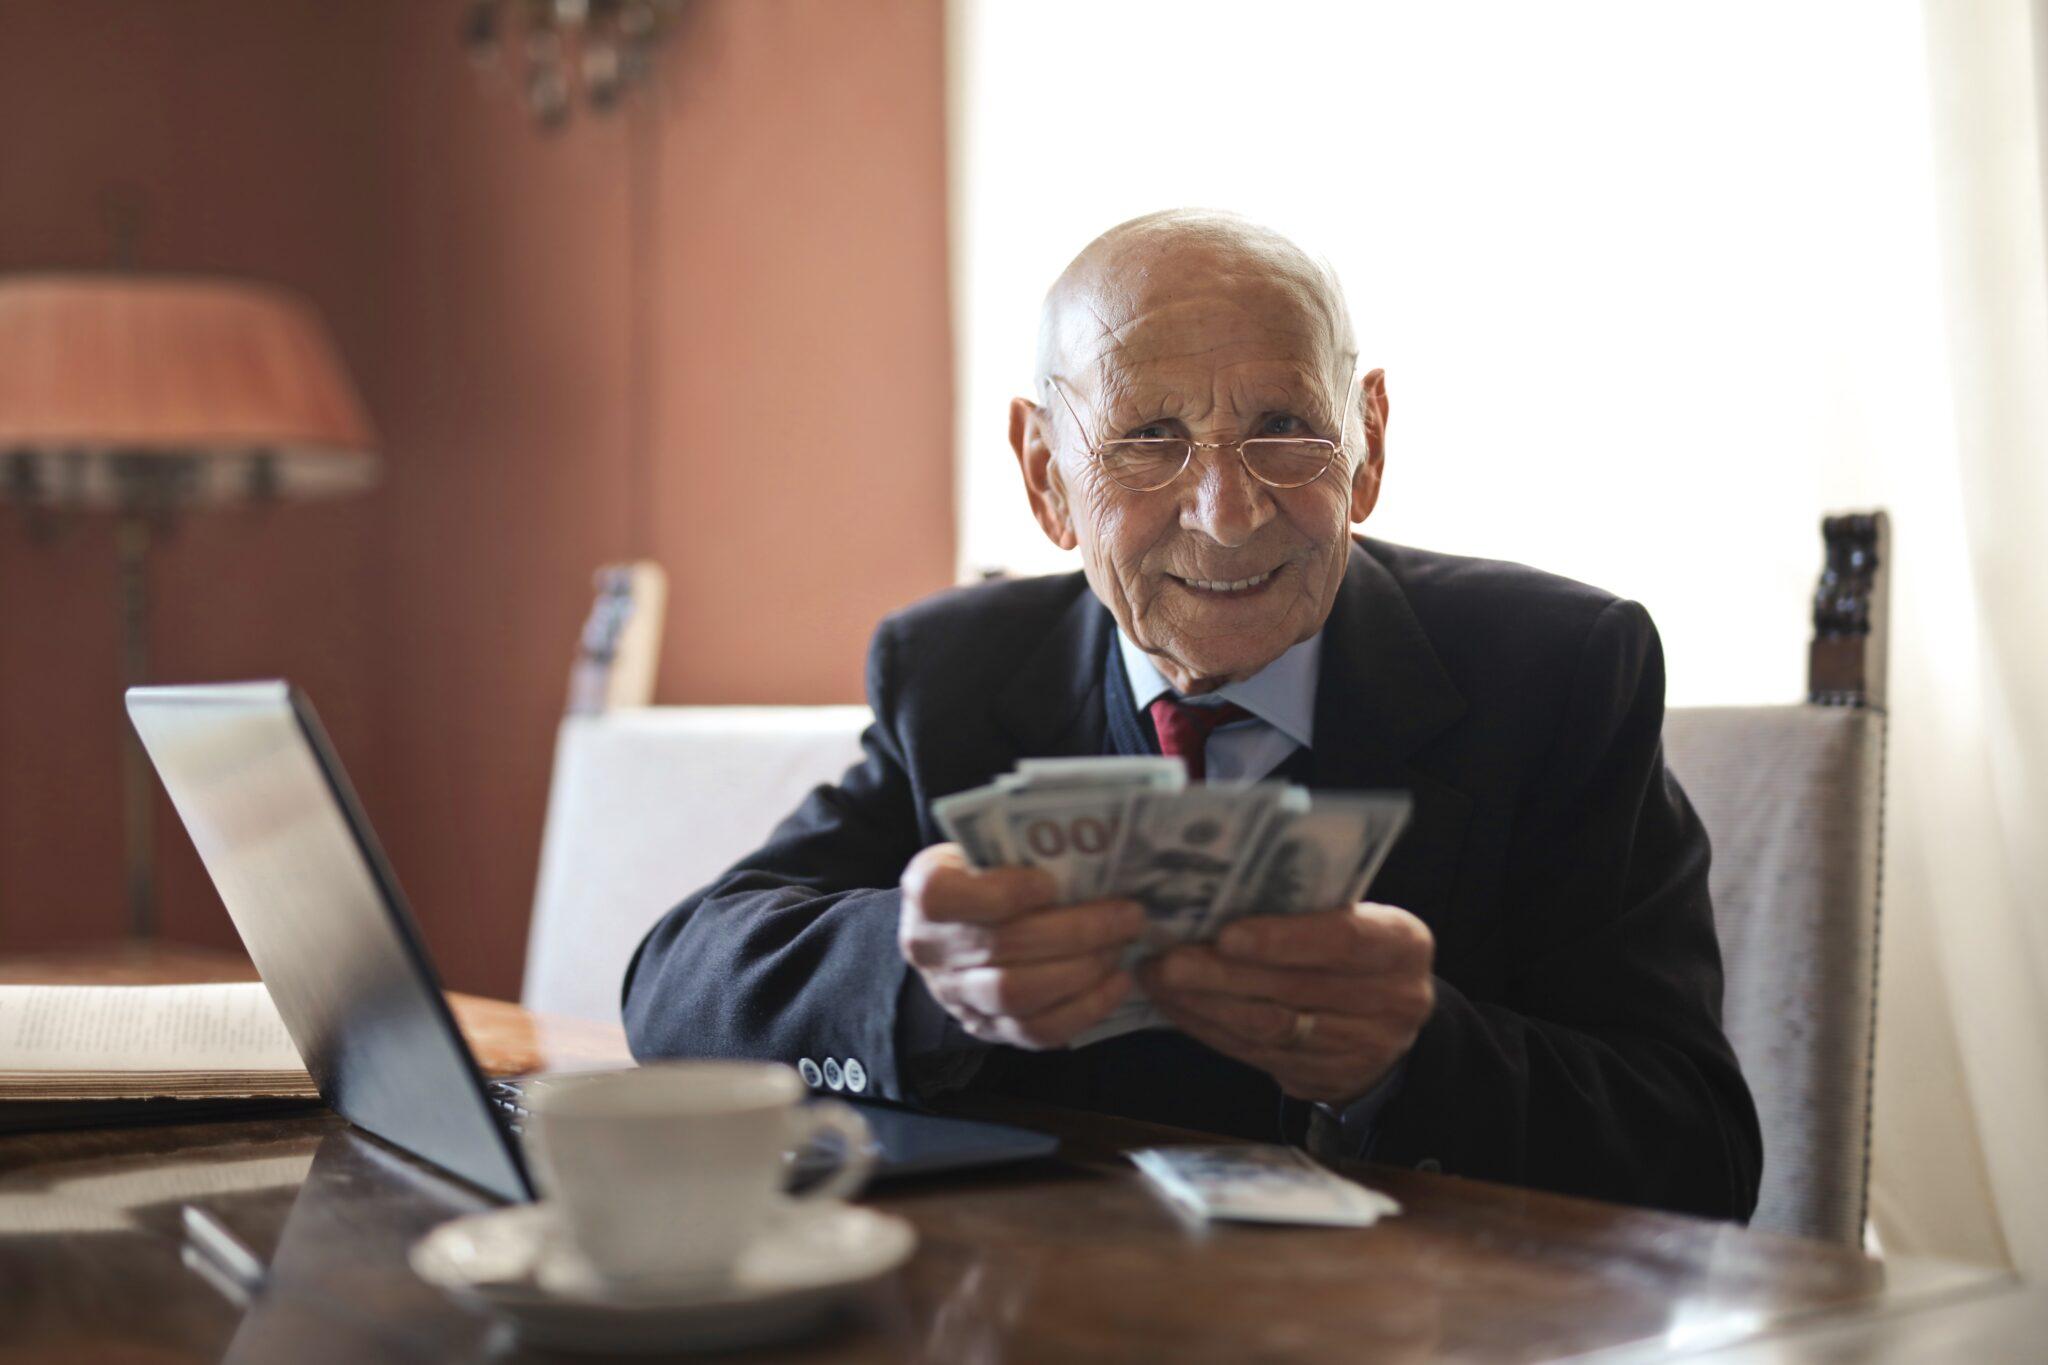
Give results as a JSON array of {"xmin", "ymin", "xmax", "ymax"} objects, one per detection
[{"xmin": 180, "ymin": 1203, "xmax": 270, "ymax": 1303}]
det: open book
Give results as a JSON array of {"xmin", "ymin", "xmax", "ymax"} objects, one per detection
[{"xmin": 0, "ymin": 983, "xmax": 316, "ymax": 1103}]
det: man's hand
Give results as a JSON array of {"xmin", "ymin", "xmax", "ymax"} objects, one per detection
[
  {"xmin": 1137, "ymin": 902, "xmax": 1435, "ymax": 1107},
  {"xmin": 899, "ymin": 844, "xmax": 1143, "ymax": 1049}
]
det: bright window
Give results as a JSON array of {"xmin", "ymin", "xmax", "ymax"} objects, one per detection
[{"xmin": 950, "ymin": 0, "xmax": 1952, "ymax": 705}]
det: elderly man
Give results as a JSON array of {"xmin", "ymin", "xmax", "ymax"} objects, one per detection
[{"xmin": 623, "ymin": 211, "xmax": 1763, "ymax": 1221}]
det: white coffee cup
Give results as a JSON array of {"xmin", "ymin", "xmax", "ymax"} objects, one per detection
[{"xmin": 519, "ymin": 1061, "xmax": 873, "ymax": 1292}]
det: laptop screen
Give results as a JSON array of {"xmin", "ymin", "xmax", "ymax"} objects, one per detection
[{"xmin": 127, "ymin": 682, "xmax": 530, "ymax": 1202}]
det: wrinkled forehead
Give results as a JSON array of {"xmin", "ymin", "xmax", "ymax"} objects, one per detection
[{"xmin": 1042, "ymin": 245, "xmax": 1352, "ymax": 411}]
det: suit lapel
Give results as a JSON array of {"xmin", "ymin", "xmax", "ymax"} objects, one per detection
[
  {"xmin": 1100, "ymin": 629, "xmax": 1161, "ymax": 758},
  {"xmin": 1309, "ymin": 540, "xmax": 1474, "ymax": 928},
  {"xmin": 993, "ymin": 580, "xmax": 1114, "ymax": 762}
]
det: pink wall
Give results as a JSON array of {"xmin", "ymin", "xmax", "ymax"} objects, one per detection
[
  {"xmin": 0, "ymin": 0, "xmax": 388, "ymax": 953},
  {"xmin": 0, "ymin": 0, "xmax": 956, "ymax": 1000}
]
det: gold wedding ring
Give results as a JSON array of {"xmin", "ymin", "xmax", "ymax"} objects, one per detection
[{"xmin": 1288, "ymin": 1010, "xmax": 1317, "ymax": 1048}]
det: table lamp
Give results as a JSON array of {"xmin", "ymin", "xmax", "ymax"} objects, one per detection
[{"xmin": 0, "ymin": 275, "xmax": 380, "ymax": 938}]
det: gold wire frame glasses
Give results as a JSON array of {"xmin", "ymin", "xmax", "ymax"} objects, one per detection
[{"xmin": 1045, "ymin": 367, "xmax": 1357, "ymax": 493}]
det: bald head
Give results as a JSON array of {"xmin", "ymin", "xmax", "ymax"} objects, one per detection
[{"xmin": 1035, "ymin": 210, "xmax": 1356, "ymax": 401}]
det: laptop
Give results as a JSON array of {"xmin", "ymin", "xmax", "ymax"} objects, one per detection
[{"xmin": 126, "ymin": 681, "xmax": 1056, "ymax": 1203}]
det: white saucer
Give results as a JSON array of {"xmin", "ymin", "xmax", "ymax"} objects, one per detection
[{"xmin": 409, "ymin": 1200, "xmax": 917, "ymax": 1353}]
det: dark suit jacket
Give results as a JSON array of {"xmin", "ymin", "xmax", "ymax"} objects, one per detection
[{"xmin": 623, "ymin": 537, "xmax": 1764, "ymax": 1221}]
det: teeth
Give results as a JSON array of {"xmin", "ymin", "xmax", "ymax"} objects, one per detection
[{"xmin": 1184, "ymin": 570, "xmax": 1273, "ymax": 592}]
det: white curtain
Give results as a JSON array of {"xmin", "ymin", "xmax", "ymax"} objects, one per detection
[
  {"xmin": 950, "ymin": 0, "xmax": 2048, "ymax": 1269},
  {"xmin": 1882, "ymin": 0, "xmax": 2048, "ymax": 1274}
]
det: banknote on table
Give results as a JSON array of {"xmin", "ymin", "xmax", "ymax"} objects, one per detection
[
  {"xmin": 1129, "ymin": 1145, "xmax": 1402, "ymax": 1227},
  {"xmin": 931, "ymin": 757, "xmax": 1412, "ymax": 1049}
]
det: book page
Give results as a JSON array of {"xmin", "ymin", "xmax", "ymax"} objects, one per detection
[{"xmin": 0, "ymin": 984, "xmax": 308, "ymax": 1074}]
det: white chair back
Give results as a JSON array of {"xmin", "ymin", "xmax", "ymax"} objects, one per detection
[{"xmin": 520, "ymin": 706, "xmax": 870, "ymax": 1024}]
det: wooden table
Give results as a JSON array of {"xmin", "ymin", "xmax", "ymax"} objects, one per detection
[{"xmin": 0, "ymin": 946, "xmax": 2017, "ymax": 1363}]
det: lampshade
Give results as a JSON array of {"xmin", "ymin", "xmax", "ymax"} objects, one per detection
[{"xmin": 0, "ymin": 274, "xmax": 379, "ymax": 508}]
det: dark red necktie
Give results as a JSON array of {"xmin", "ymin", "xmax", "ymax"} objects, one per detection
[{"xmin": 1148, "ymin": 697, "xmax": 1252, "ymax": 782}]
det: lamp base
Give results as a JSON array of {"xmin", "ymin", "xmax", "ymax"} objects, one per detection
[{"xmin": 117, "ymin": 512, "xmax": 154, "ymax": 939}]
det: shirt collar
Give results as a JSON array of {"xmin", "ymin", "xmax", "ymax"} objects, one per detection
[{"xmin": 1115, "ymin": 627, "xmax": 1321, "ymax": 750}]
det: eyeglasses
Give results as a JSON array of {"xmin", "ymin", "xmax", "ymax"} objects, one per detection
[{"xmin": 1045, "ymin": 367, "xmax": 1356, "ymax": 493}]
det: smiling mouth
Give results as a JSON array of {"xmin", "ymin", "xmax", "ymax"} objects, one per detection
[{"xmin": 1169, "ymin": 567, "xmax": 1280, "ymax": 597}]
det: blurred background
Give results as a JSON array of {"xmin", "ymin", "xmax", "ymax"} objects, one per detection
[
  {"xmin": 2, "ymin": 0, "xmax": 2043, "ymax": 1280},
  {"xmin": 0, "ymin": 0, "xmax": 954, "ymax": 983}
]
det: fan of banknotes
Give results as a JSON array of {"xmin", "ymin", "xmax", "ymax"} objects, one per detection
[{"xmin": 933, "ymin": 757, "xmax": 1412, "ymax": 1046}]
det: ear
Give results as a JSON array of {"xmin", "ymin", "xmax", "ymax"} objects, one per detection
[
  {"xmin": 1012, "ymin": 396, "xmax": 1079, "ymax": 550},
  {"xmin": 1349, "ymin": 368, "xmax": 1389, "ymax": 523}
]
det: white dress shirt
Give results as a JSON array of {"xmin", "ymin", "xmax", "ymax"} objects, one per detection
[{"xmin": 1114, "ymin": 629, "xmax": 1320, "ymax": 779}]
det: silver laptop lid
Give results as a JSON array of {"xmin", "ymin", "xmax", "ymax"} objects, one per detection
[{"xmin": 126, "ymin": 681, "xmax": 530, "ymax": 1202}]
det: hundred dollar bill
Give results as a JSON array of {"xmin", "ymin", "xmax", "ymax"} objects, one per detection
[
  {"xmin": 996, "ymin": 787, "xmax": 1136, "ymax": 901},
  {"xmin": 1009, "ymin": 756, "xmax": 1189, "ymax": 794},
  {"xmin": 931, "ymin": 784, "xmax": 1016, "ymax": 867},
  {"xmin": 1205, "ymin": 792, "xmax": 1413, "ymax": 939},
  {"xmin": 1104, "ymin": 783, "xmax": 1288, "ymax": 951},
  {"xmin": 929, "ymin": 764, "xmax": 1415, "ymax": 1049},
  {"xmin": 934, "ymin": 757, "xmax": 1189, "ymax": 873}
]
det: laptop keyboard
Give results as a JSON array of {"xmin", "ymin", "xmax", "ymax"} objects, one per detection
[
  {"xmin": 485, "ymin": 1077, "xmax": 857, "ymax": 1178},
  {"xmin": 480, "ymin": 1081, "xmax": 1055, "ymax": 1181},
  {"xmin": 485, "ymin": 1080, "xmax": 529, "ymax": 1136}
]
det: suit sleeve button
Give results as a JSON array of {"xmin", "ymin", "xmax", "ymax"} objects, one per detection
[
  {"xmin": 842, "ymin": 1058, "xmax": 867, "ymax": 1093},
  {"xmin": 822, "ymin": 1058, "xmax": 844, "ymax": 1091},
  {"xmin": 1416, "ymin": 1158, "xmax": 1442, "ymax": 1173},
  {"xmin": 797, "ymin": 1058, "xmax": 823, "ymax": 1087}
]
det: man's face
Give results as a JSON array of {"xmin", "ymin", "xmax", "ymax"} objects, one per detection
[{"xmin": 1018, "ymin": 265, "xmax": 1384, "ymax": 693}]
